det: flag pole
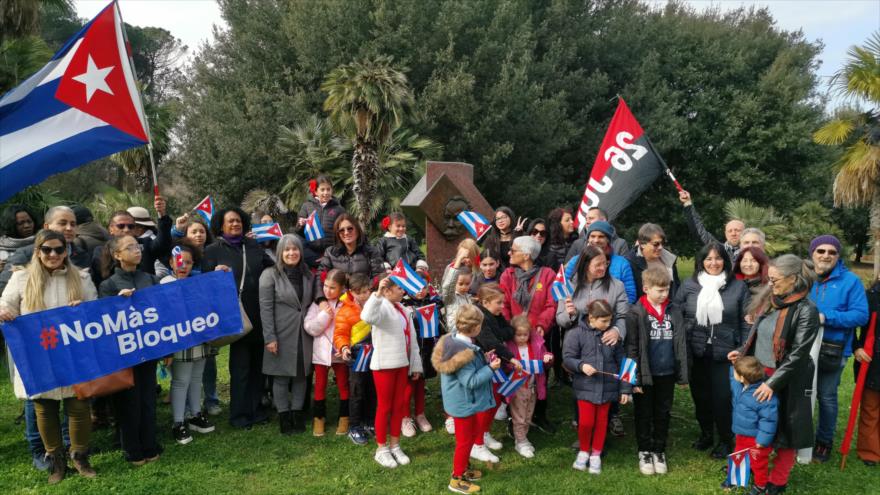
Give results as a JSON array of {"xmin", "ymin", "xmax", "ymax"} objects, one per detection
[
  {"xmin": 645, "ymin": 137, "xmax": 683, "ymax": 192},
  {"xmin": 840, "ymin": 312, "xmax": 876, "ymax": 470}
]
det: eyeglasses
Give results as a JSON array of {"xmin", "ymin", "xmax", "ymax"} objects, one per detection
[
  {"xmin": 768, "ymin": 276, "xmax": 789, "ymax": 284},
  {"xmin": 815, "ymin": 248, "xmax": 838, "ymax": 256},
  {"xmin": 121, "ymin": 244, "xmax": 142, "ymax": 253},
  {"xmin": 647, "ymin": 240, "xmax": 664, "ymax": 248},
  {"xmin": 39, "ymin": 245, "xmax": 66, "ymax": 255},
  {"xmin": 114, "ymin": 223, "xmax": 136, "ymax": 230},
  {"xmin": 337, "ymin": 226, "xmax": 355, "ymax": 234},
  {"xmin": 530, "ymin": 230, "xmax": 546, "ymax": 237}
]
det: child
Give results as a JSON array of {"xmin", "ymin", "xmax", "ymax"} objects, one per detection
[
  {"xmin": 469, "ymin": 251, "xmax": 499, "ymax": 295},
  {"xmin": 563, "ymin": 299, "xmax": 632, "ymax": 474},
  {"xmin": 400, "ymin": 283, "xmax": 446, "ymax": 436},
  {"xmin": 433, "ymin": 304, "xmax": 501, "ymax": 494},
  {"xmin": 624, "ymin": 266, "xmax": 688, "ymax": 475},
  {"xmin": 731, "ymin": 356, "xmax": 779, "ymax": 494},
  {"xmin": 333, "ymin": 273, "xmax": 375, "ymax": 445},
  {"xmin": 376, "ymin": 212, "xmax": 428, "ymax": 273},
  {"xmin": 442, "ymin": 239, "xmax": 479, "ymax": 334},
  {"xmin": 304, "ymin": 269, "xmax": 349, "ymax": 437},
  {"xmin": 160, "ymin": 244, "xmax": 215, "ymax": 445},
  {"xmin": 505, "ymin": 315, "xmax": 553, "ymax": 458},
  {"xmin": 297, "ymin": 175, "xmax": 346, "ymax": 267}
]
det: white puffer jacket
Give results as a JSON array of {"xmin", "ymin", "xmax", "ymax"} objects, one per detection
[{"xmin": 361, "ymin": 294, "xmax": 423, "ymax": 374}]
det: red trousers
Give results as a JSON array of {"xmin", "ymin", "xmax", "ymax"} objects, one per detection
[
  {"xmin": 372, "ymin": 367, "xmax": 409, "ymax": 445},
  {"xmin": 577, "ymin": 400, "xmax": 610, "ymax": 454},
  {"xmin": 474, "ymin": 383, "xmax": 503, "ymax": 446},
  {"xmin": 733, "ymin": 435, "xmax": 796, "ymax": 487},
  {"xmin": 403, "ymin": 376, "xmax": 426, "ymax": 416},
  {"xmin": 452, "ymin": 415, "xmax": 480, "ymax": 477},
  {"xmin": 313, "ymin": 363, "xmax": 349, "ymax": 401}
]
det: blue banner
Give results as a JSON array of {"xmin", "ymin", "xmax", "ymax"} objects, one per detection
[{"xmin": 1, "ymin": 271, "xmax": 243, "ymax": 396}]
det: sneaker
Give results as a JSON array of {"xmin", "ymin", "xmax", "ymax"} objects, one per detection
[
  {"xmin": 349, "ymin": 426, "xmax": 369, "ymax": 446},
  {"xmin": 748, "ymin": 485, "xmax": 767, "ymax": 495},
  {"xmin": 638, "ymin": 451, "xmax": 655, "ymax": 475},
  {"xmin": 172, "ymin": 422, "xmax": 192, "ymax": 445},
  {"xmin": 415, "ymin": 414, "xmax": 433, "ymax": 433},
  {"xmin": 608, "ymin": 414, "xmax": 625, "ymax": 437},
  {"xmin": 588, "ymin": 454, "xmax": 602, "ymax": 474},
  {"xmin": 462, "ymin": 468, "xmax": 482, "ymax": 481},
  {"xmin": 448, "ymin": 476, "xmax": 481, "ymax": 494},
  {"xmin": 483, "ymin": 432, "xmax": 502, "ymax": 450},
  {"xmin": 205, "ymin": 403, "xmax": 222, "ymax": 416},
  {"xmin": 812, "ymin": 443, "xmax": 831, "ymax": 463},
  {"xmin": 494, "ymin": 405, "xmax": 508, "ymax": 421},
  {"xmin": 390, "ymin": 445, "xmax": 410, "ymax": 465},
  {"xmin": 187, "ymin": 412, "xmax": 215, "ymax": 433},
  {"xmin": 572, "ymin": 451, "xmax": 589, "ymax": 471},
  {"xmin": 652, "ymin": 452, "xmax": 667, "ymax": 474},
  {"xmin": 445, "ymin": 417, "xmax": 456, "ymax": 435},
  {"xmin": 374, "ymin": 446, "xmax": 398, "ymax": 468},
  {"xmin": 470, "ymin": 444, "xmax": 499, "ymax": 463},
  {"xmin": 401, "ymin": 417, "xmax": 417, "ymax": 438},
  {"xmin": 515, "ymin": 441, "xmax": 535, "ymax": 459}
]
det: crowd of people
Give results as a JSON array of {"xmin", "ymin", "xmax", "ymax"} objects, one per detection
[{"xmin": 0, "ymin": 176, "xmax": 878, "ymax": 495}]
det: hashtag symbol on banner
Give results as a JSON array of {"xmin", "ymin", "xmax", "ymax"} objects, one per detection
[{"xmin": 39, "ymin": 327, "xmax": 59, "ymax": 350}]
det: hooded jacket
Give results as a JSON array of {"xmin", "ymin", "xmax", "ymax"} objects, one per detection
[
  {"xmin": 809, "ymin": 259, "xmax": 869, "ymax": 356},
  {"xmin": 563, "ymin": 319, "xmax": 632, "ymax": 404},
  {"xmin": 432, "ymin": 333, "xmax": 496, "ymax": 417},
  {"xmin": 332, "ymin": 292, "xmax": 371, "ymax": 351},
  {"xmin": 297, "ymin": 196, "xmax": 345, "ymax": 255},
  {"xmin": 731, "ymin": 376, "xmax": 779, "ymax": 447}
]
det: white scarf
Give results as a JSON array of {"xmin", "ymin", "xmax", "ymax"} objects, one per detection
[{"xmin": 696, "ymin": 272, "xmax": 726, "ymax": 326}]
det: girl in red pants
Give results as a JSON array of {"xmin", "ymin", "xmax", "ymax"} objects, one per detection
[
  {"xmin": 361, "ymin": 276, "xmax": 424, "ymax": 469},
  {"xmin": 401, "ymin": 282, "xmax": 445, "ymax": 436},
  {"xmin": 304, "ymin": 269, "xmax": 349, "ymax": 437}
]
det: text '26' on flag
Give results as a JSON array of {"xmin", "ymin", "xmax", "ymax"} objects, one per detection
[
  {"xmin": 252, "ymin": 223, "xmax": 283, "ymax": 242},
  {"xmin": 388, "ymin": 259, "xmax": 426, "ymax": 297},
  {"xmin": 304, "ymin": 211, "xmax": 323, "ymax": 242},
  {"xmin": 726, "ymin": 451, "xmax": 750, "ymax": 488},
  {"xmin": 551, "ymin": 264, "xmax": 574, "ymax": 302},
  {"xmin": 456, "ymin": 210, "xmax": 492, "ymax": 241},
  {"xmin": 575, "ymin": 98, "xmax": 667, "ymax": 228},
  {"xmin": 415, "ymin": 304, "xmax": 439, "ymax": 339},
  {"xmin": 0, "ymin": 1, "xmax": 150, "ymax": 203}
]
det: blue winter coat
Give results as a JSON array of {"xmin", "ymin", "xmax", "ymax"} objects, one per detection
[
  {"xmin": 565, "ymin": 253, "xmax": 637, "ymax": 304},
  {"xmin": 432, "ymin": 334, "xmax": 496, "ymax": 418},
  {"xmin": 730, "ymin": 374, "xmax": 779, "ymax": 447},
  {"xmin": 809, "ymin": 260, "xmax": 869, "ymax": 356}
]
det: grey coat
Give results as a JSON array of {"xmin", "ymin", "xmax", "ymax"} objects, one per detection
[
  {"xmin": 556, "ymin": 276, "xmax": 629, "ymax": 338},
  {"xmin": 563, "ymin": 320, "xmax": 632, "ymax": 403},
  {"xmin": 259, "ymin": 267, "xmax": 320, "ymax": 377}
]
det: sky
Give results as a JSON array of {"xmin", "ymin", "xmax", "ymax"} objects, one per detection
[{"xmin": 76, "ymin": 0, "xmax": 879, "ymax": 108}]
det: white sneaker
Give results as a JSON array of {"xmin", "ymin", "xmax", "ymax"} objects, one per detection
[
  {"xmin": 494, "ymin": 405, "xmax": 508, "ymax": 421},
  {"xmin": 572, "ymin": 451, "xmax": 589, "ymax": 471},
  {"xmin": 401, "ymin": 417, "xmax": 417, "ymax": 438},
  {"xmin": 652, "ymin": 452, "xmax": 667, "ymax": 474},
  {"xmin": 639, "ymin": 451, "xmax": 655, "ymax": 475},
  {"xmin": 470, "ymin": 444, "xmax": 499, "ymax": 463},
  {"xmin": 374, "ymin": 446, "xmax": 398, "ymax": 468},
  {"xmin": 390, "ymin": 445, "xmax": 410, "ymax": 465},
  {"xmin": 515, "ymin": 441, "xmax": 535, "ymax": 459},
  {"xmin": 588, "ymin": 454, "xmax": 602, "ymax": 474},
  {"xmin": 483, "ymin": 432, "xmax": 502, "ymax": 451},
  {"xmin": 445, "ymin": 417, "xmax": 455, "ymax": 435}
]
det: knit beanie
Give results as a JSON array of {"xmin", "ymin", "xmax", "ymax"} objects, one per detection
[
  {"xmin": 809, "ymin": 235, "xmax": 842, "ymax": 255},
  {"xmin": 587, "ymin": 220, "xmax": 614, "ymax": 239}
]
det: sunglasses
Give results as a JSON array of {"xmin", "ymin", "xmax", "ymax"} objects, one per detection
[
  {"xmin": 39, "ymin": 245, "xmax": 66, "ymax": 255},
  {"xmin": 114, "ymin": 223, "xmax": 136, "ymax": 230},
  {"xmin": 337, "ymin": 226, "xmax": 355, "ymax": 234},
  {"xmin": 530, "ymin": 230, "xmax": 546, "ymax": 237},
  {"xmin": 815, "ymin": 248, "xmax": 838, "ymax": 256}
]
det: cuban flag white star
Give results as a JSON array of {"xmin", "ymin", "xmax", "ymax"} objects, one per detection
[{"xmin": 72, "ymin": 55, "xmax": 114, "ymax": 102}]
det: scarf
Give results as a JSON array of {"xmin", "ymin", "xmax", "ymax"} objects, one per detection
[
  {"xmin": 695, "ymin": 272, "xmax": 726, "ymax": 326},
  {"xmin": 222, "ymin": 234, "xmax": 243, "ymax": 248},
  {"xmin": 639, "ymin": 295, "xmax": 668, "ymax": 321},
  {"xmin": 513, "ymin": 265, "xmax": 540, "ymax": 311},
  {"xmin": 769, "ymin": 290, "xmax": 808, "ymax": 362},
  {"xmin": 283, "ymin": 265, "xmax": 303, "ymax": 302}
]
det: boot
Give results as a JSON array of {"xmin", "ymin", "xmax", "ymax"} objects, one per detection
[
  {"xmin": 279, "ymin": 411, "xmax": 293, "ymax": 435},
  {"xmin": 313, "ymin": 399, "xmax": 327, "ymax": 419},
  {"xmin": 313, "ymin": 417, "xmax": 326, "ymax": 437},
  {"xmin": 291, "ymin": 410, "xmax": 306, "ymax": 433},
  {"xmin": 70, "ymin": 451, "xmax": 96, "ymax": 478},
  {"xmin": 47, "ymin": 452, "xmax": 66, "ymax": 484},
  {"xmin": 337, "ymin": 416, "xmax": 350, "ymax": 436}
]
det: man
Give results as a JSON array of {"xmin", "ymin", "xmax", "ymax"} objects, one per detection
[
  {"xmin": 678, "ymin": 190, "xmax": 744, "ymax": 260},
  {"xmin": 566, "ymin": 207, "xmax": 629, "ymax": 262},
  {"xmin": 808, "ymin": 235, "xmax": 869, "ymax": 463},
  {"xmin": 565, "ymin": 221, "xmax": 637, "ymax": 304},
  {"xmin": 72, "ymin": 205, "xmax": 110, "ymax": 255},
  {"xmin": 127, "ymin": 205, "xmax": 157, "ymax": 240},
  {"xmin": 740, "ymin": 227, "xmax": 766, "ymax": 251}
]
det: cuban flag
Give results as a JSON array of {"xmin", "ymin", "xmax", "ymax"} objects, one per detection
[
  {"xmin": 497, "ymin": 370, "xmax": 528, "ymax": 398},
  {"xmin": 726, "ymin": 451, "xmax": 750, "ymax": 488},
  {"xmin": 456, "ymin": 211, "xmax": 492, "ymax": 241},
  {"xmin": 617, "ymin": 357, "xmax": 638, "ymax": 385},
  {"xmin": 522, "ymin": 359, "xmax": 544, "ymax": 375},
  {"xmin": 551, "ymin": 264, "xmax": 574, "ymax": 302},
  {"xmin": 171, "ymin": 246, "xmax": 184, "ymax": 269},
  {"xmin": 304, "ymin": 211, "xmax": 323, "ymax": 242},
  {"xmin": 388, "ymin": 259, "xmax": 427, "ymax": 296},
  {"xmin": 252, "ymin": 223, "xmax": 283, "ymax": 242},
  {"xmin": 193, "ymin": 196, "xmax": 215, "ymax": 223},
  {"xmin": 0, "ymin": 1, "xmax": 149, "ymax": 203},
  {"xmin": 491, "ymin": 368, "xmax": 509, "ymax": 384},
  {"xmin": 415, "ymin": 304, "xmax": 439, "ymax": 339},
  {"xmin": 353, "ymin": 344, "xmax": 373, "ymax": 372}
]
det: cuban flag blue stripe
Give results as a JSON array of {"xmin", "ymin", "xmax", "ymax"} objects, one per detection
[
  {"xmin": 491, "ymin": 368, "xmax": 508, "ymax": 384},
  {"xmin": 498, "ymin": 375, "xmax": 526, "ymax": 397},
  {"xmin": 0, "ymin": 80, "xmax": 70, "ymax": 135}
]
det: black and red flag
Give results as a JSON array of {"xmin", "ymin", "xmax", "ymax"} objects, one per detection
[{"xmin": 575, "ymin": 98, "xmax": 676, "ymax": 227}]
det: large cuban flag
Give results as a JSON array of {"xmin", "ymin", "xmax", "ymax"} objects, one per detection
[{"xmin": 0, "ymin": 1, "xmax": 148, "ymax": 202}]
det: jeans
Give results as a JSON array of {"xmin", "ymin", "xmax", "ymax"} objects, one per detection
[
  {"xmin": 815, "ymin": 356, "xmax": 847, "ymax": 445},
  {"xmin": 25, "ymin": 399, "xmax": 70, "ymax": 456},
  {"xmin": 203, "ymin": 354, "xmax": 219, "ymax": 408}
]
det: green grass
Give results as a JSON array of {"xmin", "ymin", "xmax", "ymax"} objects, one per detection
[{"xmin": 0, "ymin": 345, "xmax": 875, "ymax": 495}]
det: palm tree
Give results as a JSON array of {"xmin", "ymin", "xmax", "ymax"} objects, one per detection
[
  {"xmin": 321, "ymin": 56, "xmax": 415, "ymax": 227},
  {"xmin": 814, "ymin": 32, "xmax": 880, "ymax": 276},
  {"xmin": 0, "ymin": 0, "xmax": 73, "ymax": 41}
]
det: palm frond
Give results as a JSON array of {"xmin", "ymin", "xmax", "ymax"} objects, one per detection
[
  {"xmin": 832, "ymin": 140, "xmax": 880, "ymax": 206},
  {"xmin": 814, "ymin": 118, "xmax": 856, "ymax": 145},
  {"xmin": 829, "ymin": 32, "xmax": 880, "ymax": 103}
]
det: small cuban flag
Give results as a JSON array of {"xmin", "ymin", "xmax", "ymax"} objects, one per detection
[
  {"xmin": 521, "ymin": 359, "xmax": 544, "ymax": 375},
  {"xmin": 253, "ymin": 222, "xmax": 283, "ymax": 242},
  {"xmin": 617, "ymin": 357, "xmax": 638, "ymax": 385},
  {"xmin": 726, "ymin": 451, "xmax": 750, "ymax": 488},
  {"xmin": 353, "ymin": 344, "xmax": 373, "ymax": 372},
  {"xmin": 171, "ymin": 246, "xmax": 184, "ymax": 269},
  {"xmin": 304, "ymin": 211, "xmax": 323, "ymax": 242},
  {"xmin": 415, "ymin": 303, "xmax": 439, "ymax": 339},
  {"xmin": 456, "ymin": 210, "xmax": 492, "ymax": 241},
  {"xmin": 388, "ymin": 259, "xmax": 427, "ymax": 296},
  {"xmin": 497, "ymin": 370, "xmax": 528, "ymax": 398},
  {"xmin": 491, "ymin": 368, "xmax": 509, "ymax": 385},
  {"xmin": 551, "ymin": 264, "xmax": 574, "ymax": 302},
  {"xmin": 193, "ymin": 196, "xmax": 215, "ymax": 223}
]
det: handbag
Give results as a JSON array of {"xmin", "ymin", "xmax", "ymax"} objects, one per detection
[
  {"xmin": 72, "ymin": 368, "xmax": 134, "ymax": 399},
  {"xmin": 817, "ymin": 340, "xmax": 844, "ymax": 372},
  {"xmin": 210, "ymin": 245, "xmax": 254, "ymax": 347}
]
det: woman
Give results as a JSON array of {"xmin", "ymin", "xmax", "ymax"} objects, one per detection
[
  {"xmin": 556, "ymin": 245, "xmax": 629, "ymax": 341},
  {"xmin": 546, "ymin": 207, "xmax": 576, "ymax": 270},
  {"xmin": 0, "ymin": 204, "xmax": 37, "ymax": 270},
  {"xmin": 625, "ymin": 223, "xmax": 681, "ymax": 299},
  {"xmin": 734, "ymin": 246, "xmax": 770, "ymax": 296},
  {"xmin": 99, "ymin": 235, "xmax": 163, "ymax": 466},
  {"xmin": 676, "ymin": 242, "xmax": 750, "ymax": 459},
  {"xmin": 526, "ymin": 218, "xmax": 550, "ymax": 267},
  {"xmin": 259, "ymin": 234, "xmax": 320, "ymax": 434},
  {"xmin": 481, "ymin": 207, "xmax": 525, "ymax": 271},
  {"xmin": 319, "ymin": 213, "xmax": 382, "ymax": 280},
  {"xmin": 0, "ymin": 231, "xmax": 97, "ymax": 483},
  {"xmin": 728, "ymin": 255, "xmax": 820, "ymax": 493},
  {"xmin": 203, "ymin": 207, "xmax": 274, "ymax": 429}
]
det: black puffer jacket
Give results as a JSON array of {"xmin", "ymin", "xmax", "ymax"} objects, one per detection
[
  {"xmin": 297, "ymin": 197, "xmax": 346, "ymax": 255},
  {"xmin": 856, "ymin": 282, "xmax": 880, "ymax": 391},
  {"xmin": 676, "ymin": 276, "xmax": 750, "ymax": 361},
  {"xmin": 319, "ymin": 241, "xmax": 383, "ymax": 279},
  {"xmin": 98, "ymin": 267, "xmax": 160, "ymax": 297},
  {"xmin": 475, "ymin": 305, "xmax": 515, "ymax": 361}
]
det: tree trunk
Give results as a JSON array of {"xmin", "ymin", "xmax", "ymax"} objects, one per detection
[
  {"xmin": 872, "ymin": 185, "xmax": 880, "ymax": 281},
  {"xmin": 351, "ymin": 138, "xmax": 379, "ymax": 229}
]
